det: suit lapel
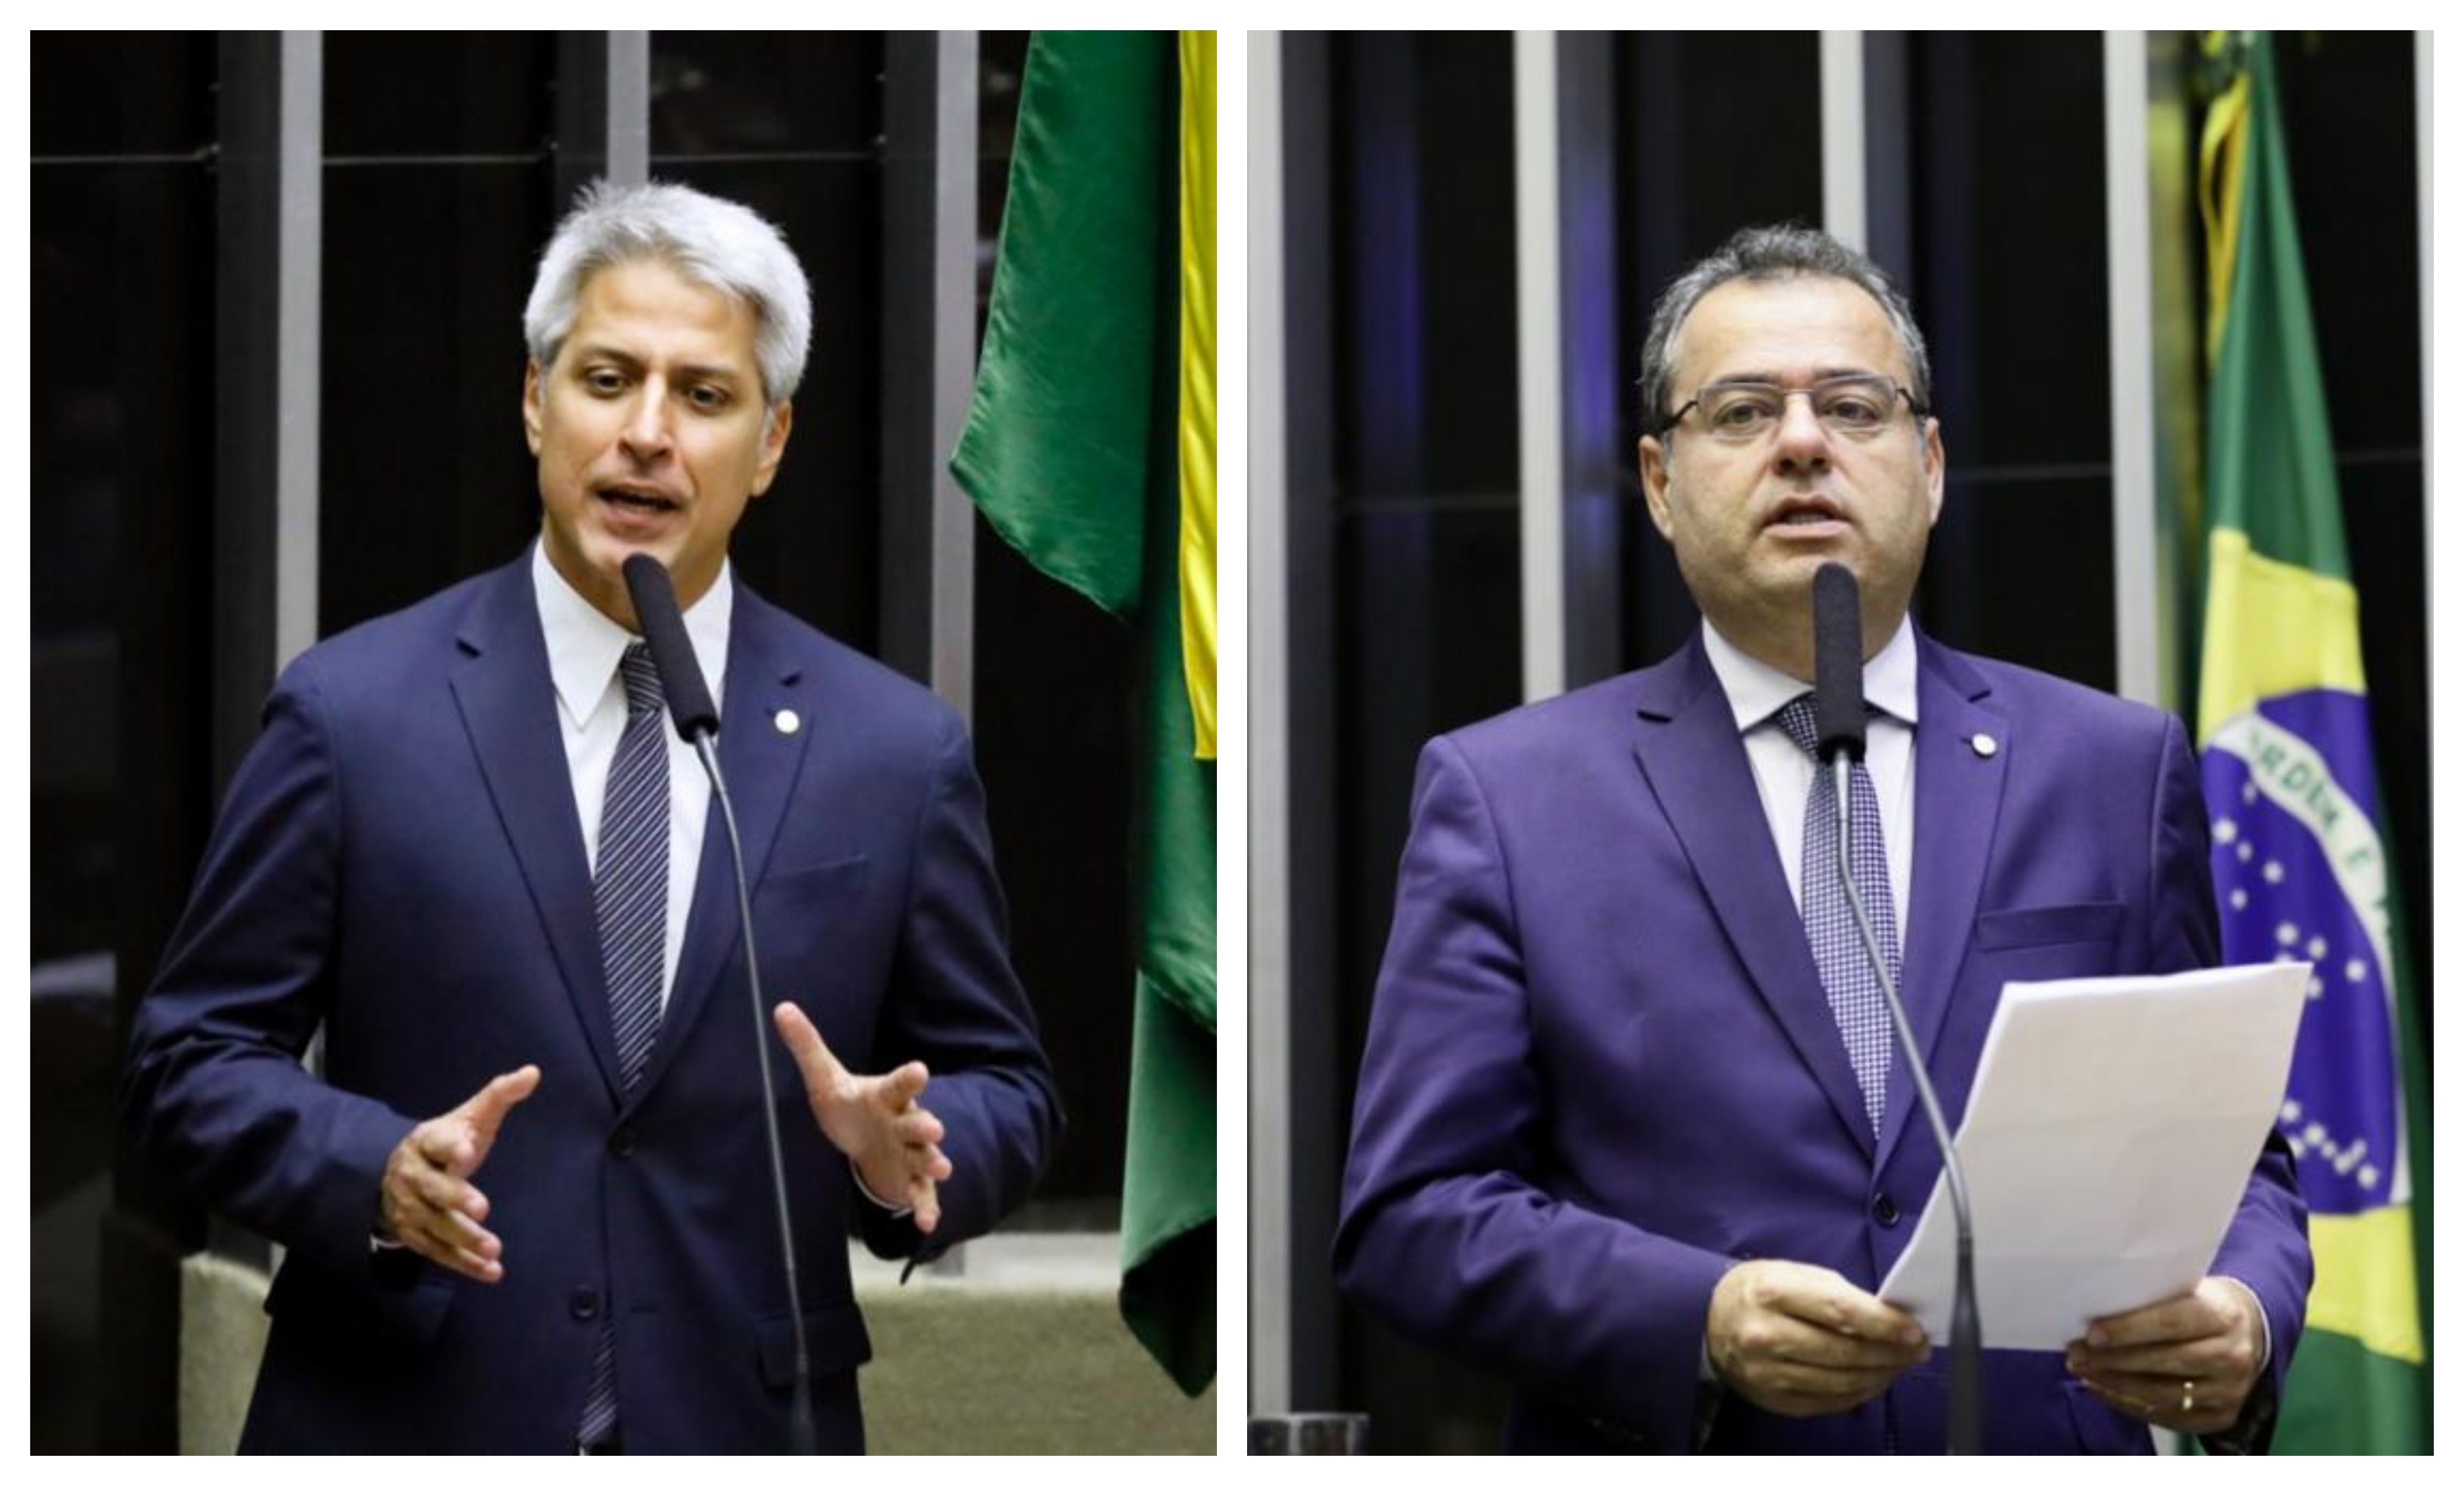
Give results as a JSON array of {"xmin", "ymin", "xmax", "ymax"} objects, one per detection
[
  {"xmin": 1877, "ymin": 635, "xmax": 2009, "ymax": 1165},
  {"xmin": 1631, "ymin": 638, "xmax": 1876, "ymax": 1156},
  {"xmin": 633, "ymin": 587, "xmax": 811, "ymax": 1101},
  {"xmin": 449, "ymin": 559, "xmax": 627, "ymax": 1102}
]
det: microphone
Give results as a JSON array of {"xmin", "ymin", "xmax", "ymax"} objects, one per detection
[
  {"xmin": 619, "ymin": 554, "xmax": 817, "ymax": 1454},
  {"xmin": 1809, "ymin": 561, "xmax": 1982, "ymax": 1455},
  {"xmin": 621, "ymin": 554, "xmax": 719, "ymax": 741},
  {"xmin": 1811, "ymin": 564, "xmax": 1868, "ymax": 765}
]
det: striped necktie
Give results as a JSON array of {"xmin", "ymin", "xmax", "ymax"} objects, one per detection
[
  {"xmin": 596, "ymin": 643, "xmax": 669, "ymax": 1090},
  {"xmin": 1775, "ymin": 693, "xmax": 1899, "ymax": 1136},
  {"xmin": 578, "ymin": 641, "xmax": 667, "ymax": 1450}
]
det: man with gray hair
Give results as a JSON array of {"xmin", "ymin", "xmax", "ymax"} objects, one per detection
[
  {"xmin": 124, "ymin": 180, "xmax": 1060, "ymax": 1453},
  {"xmin": 1336, "ymin": 224, "xmax": 2309, "ymax": 1453}
]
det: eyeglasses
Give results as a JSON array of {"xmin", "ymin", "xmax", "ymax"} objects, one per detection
[{"xmin": 1656, "ymin": 373, "xmax": 1927, "ymax": 443}]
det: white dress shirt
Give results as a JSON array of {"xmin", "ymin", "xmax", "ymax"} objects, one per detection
[
  {"xmin": 1701, "ymin": 615, "xmax": 1917, "ymax": 947},
  {"xmin": 532, "ymin": 541, "xmax": 730, "ymax": 1010},
  {"xmin": 531, "ymin": 546, "xmax": 909, "ymax": 1218}
]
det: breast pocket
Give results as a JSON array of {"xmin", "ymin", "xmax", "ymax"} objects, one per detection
[
  {"xmin": 753, "ymin": 854, "xmax": 882, "ymax": 997},
  {"xmin": 1973, "ymin": 902, "xmax": 2124, "ymax": 950},
  {"xmin": 1971, "ymin": 901, "xmax": 2126, "ymax": 982},
  {"xmin": 760, "ymin": 852, "xmax": 872, "ymax": 898}
]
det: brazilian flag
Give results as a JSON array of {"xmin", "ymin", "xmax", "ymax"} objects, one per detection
[
  {"xmin": 951, "ymin": 31, "xmax": 1218, "ymax": 1397},
  {"xmin": 2193, "ymin": 32, "xmax": 2428, "ymax": 1453}
]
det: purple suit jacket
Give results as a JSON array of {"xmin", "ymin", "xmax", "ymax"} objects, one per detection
[{"xmin": 1335, "ymin": 631, "xmax": 2308, "ymax": 1454}]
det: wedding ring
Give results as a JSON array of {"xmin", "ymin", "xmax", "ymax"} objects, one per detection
[{"xmin": 2182, "ymin": 1380, "xmax": 2195, "ymax": 1414}]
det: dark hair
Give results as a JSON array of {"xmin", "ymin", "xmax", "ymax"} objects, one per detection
[{"xmin": 1639, "ymin": 224, "xmax": 1931, "ymax": 434}]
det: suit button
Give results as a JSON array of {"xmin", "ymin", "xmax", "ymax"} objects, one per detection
[
  {"xmin": 610, "ymin": 1125, "xmax": 636, "ymax": 1159},
  {"xmin": 570, "ymin": 1286, "xmax": 601, "ymax": 1321},
  {"xmin": 1872, "ymin": 1193, "xmax": 1901, "ymax": 1227}
]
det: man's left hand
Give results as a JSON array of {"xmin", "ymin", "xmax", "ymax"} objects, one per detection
[
  {"xmin": 2067, "ymin": 1277, "xmax": 2264, "ymax": 1435},
  {"xmin": 773, "ymin": 1001, "xmax": 953, "ymax": 1233}
]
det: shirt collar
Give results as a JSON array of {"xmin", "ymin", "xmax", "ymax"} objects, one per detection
[
  {"xmin": 1700, "ymin": 612, "xmax": 1919, "ymax": 734},
  {"xmin": 531, "ymin": 541, "xmax": 732, "ymax": 729}
]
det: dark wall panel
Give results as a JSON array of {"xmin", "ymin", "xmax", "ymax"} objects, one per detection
[
  {"xmin": 325, "ymin": 32, "xmax": 554, "ymax": 159},
  {"xmin": 319, "ymin": 162, "xmax": 551, "ymax": 632},
  {"xmin": 1326, "ymin": 32, "xmax": 1527, "ymax": 1454},
  {"xmin": 651, "ymin": 32, "xmax": 879, "ymax": 157},
  {"xmin": 32, "ymin": 33, "xmax": 222, "ymax": 1455},
  {"xmin": 1907, "ymin": 32, "xmax": 2115, "ymax": 691},
  {"xmin": 32, "ymin": 32, "xmax": 215, "ymax": 157}
]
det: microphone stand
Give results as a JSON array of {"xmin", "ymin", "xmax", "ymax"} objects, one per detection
[
  {"xmin": 697, "ymin": 732, "xmax": 818, "ymax": 1457},
  {"xmin": 1829, "ymin": 753, "xmax": 1982, "ymax": 1455},
  {"xmin": 624, "ymin": 556, "xmax": 814, "ymax": 1454}
]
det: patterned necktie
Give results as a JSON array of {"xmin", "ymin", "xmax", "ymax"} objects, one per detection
[
  {"xmin": 578, "ymin": 642, "xmax": 667, "ymax": 1450},
  {"xmin": 1775, "ymin": 694, "xmax": 1899, "ymax": 1136},
  {"xmin": 596, "ymin": 643, "xmax": 669, "ymax": 1090}
]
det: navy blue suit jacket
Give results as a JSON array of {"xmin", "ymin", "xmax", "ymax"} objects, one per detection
[
  {"xmin": 125, "ymin": 554, "xmax": 1060, "ymax": 1453},
  {"xmin": 1335, "ymin": 632, "xmax": 2308, "ymax": 1453}
]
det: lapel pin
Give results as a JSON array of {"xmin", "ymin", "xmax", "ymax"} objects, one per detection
[
  {"xmin": 1970, "ymin": 732, "xmax": 1998, "ymax": 758},
  {"xmin": 775, "ymin": 708, "xmax": 802, "ymax": 736}
]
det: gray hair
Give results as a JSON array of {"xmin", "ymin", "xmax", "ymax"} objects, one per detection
[
  {"xmin": 522, "ymin": 180, "xmax": 812, "ymax": 406},
  {"xmin": 1639, "ymin": 224, "xmax": 1931, "ymax": 436}
]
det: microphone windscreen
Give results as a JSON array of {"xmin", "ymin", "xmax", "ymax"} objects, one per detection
[
  {"xmin": 1812, "ymin": 562, "xmax": 1867, "ymax": 763},
  {"xmin": 622, "ymin": 553, "xmax": 722, "ymax": 741}
]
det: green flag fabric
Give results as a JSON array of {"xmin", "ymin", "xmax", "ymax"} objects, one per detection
[
  {"xmin": 2193, "ymin": 32, "xmax": 2429, "ymax": 1454},
  {"xmin": 951, "ymin": 29, "xmax": 1217, "ymax": 1398}
]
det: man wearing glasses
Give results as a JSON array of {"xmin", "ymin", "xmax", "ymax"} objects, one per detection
[{"xmin": 1335, "ymin": 227, "xmax": 2309, "ymax": 1453}]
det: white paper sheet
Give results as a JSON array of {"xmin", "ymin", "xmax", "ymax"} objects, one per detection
[{"xmin": 1876, "ymin": 960, "xmax": 2307, "ymax": 1351}]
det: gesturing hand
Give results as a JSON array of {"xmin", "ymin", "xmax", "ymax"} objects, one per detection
[
  {"xmin": 378, "ymin": 1065, "xmax": 541, "ymax": 1283},
  {"xmin": 772, "ymin": 1002, "xmax": 952, "ymax": 1233},
  {"xmin": 1706, "ymin": 1259, "xmax": 1933, "ymax": 1417}
]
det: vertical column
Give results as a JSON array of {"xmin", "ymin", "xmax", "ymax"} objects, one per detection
[
  {"xmin": 554, "ymin": 31, "xmax": 649, "ymax": 204},
  {"xmin": 1248, "ymin": 29, "xmax": 1292, "ymax": 1420},
  {"xmin": 1821, "ymin": 31, "xmax": 1866, "ymax": 251},
  {"xmin": 608, "ymin": 34, "xmax": 649, "ymax": 185},
  {"xmin": 1517, "ymin": 33, "xmax": 1622, "ymax": 695},
  {"xmin": 877, "ymin": 32, "xmax": 979, "ymax": 714},
  {"xmin": 211, "ymin": 31, "xmax": 321, "ymax": 792},
  {"xmin": 209, "ymin": 24, "xmax": 325, "ymax": 1272},
  {"xmin": 1825, "ymin": 32, "xmax": 1913, "ymax": 279},
  {"xmin": 1267, "ymin": 29, "xmax": 1345, "ymax": 1416},
  {"xmin": 2105, "ymin": 31, "xmax": 2164, "ymax": 708},
  {"xmin": 1513, "ymin": 32, "xmax": 1566, "ymax": 704},
  {"xmin": 1859, "ymin": 33, "xmax": 1913, "ymax": 284}
]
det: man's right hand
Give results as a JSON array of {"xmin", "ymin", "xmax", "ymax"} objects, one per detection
[
  {"xmin": 1706, "ymin": 1259, "xmax": 1931, "ymax": 1417},
  {"xmin": 377, "ymin": 1065, "xmax": 540, "ymax": 1283}
]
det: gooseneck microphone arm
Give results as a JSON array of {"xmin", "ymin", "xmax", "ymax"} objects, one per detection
[
  {"xmin": 1827, "ymin": 754, "xmax": 1982, "ymax": 1453},
  {"xmin": 1810, "ymin": 562, "xmax": 1981, "ymax": 1456},
  {"xmin": 623, "ymin": 554, "xmax": 816, "ymax": 1455}
]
